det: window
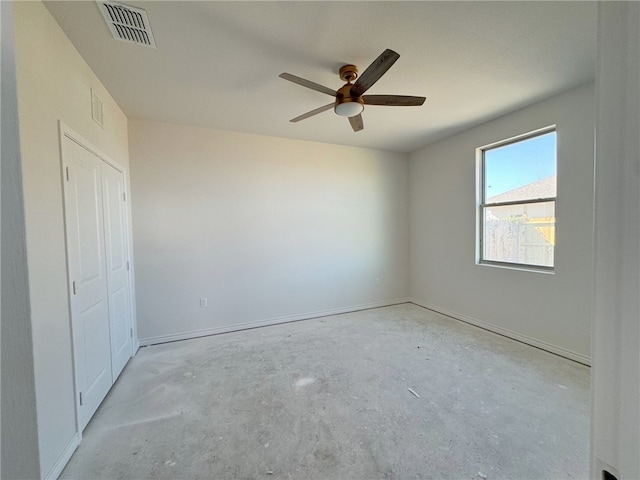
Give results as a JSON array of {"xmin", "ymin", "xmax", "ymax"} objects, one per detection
[{"xmin": 478, "ymin": 127, "xmax": 557, "ymax": 270}]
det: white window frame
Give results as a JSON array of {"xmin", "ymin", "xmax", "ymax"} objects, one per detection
[{"xmin": 476, "ymin": 126, "xmax": 557, "ymax": 272}]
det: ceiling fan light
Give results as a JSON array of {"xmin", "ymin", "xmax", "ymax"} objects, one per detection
[{"xmin": 334, "ymin": 100, "xmax": 364, "ymax": 118}]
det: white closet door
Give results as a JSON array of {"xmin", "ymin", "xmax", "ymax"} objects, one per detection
[
  {"xmin": 101, "ymin": 162, "xmax": 133, "ymax": 379},
  {"xmin": 62, "ymin": 136, "xmax": 113, "ymax": 430}
]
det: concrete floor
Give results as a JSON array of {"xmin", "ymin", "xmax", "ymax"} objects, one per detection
[{"xmin": 61, "ymin": 304, "xmax": 590, "ymax": 479}]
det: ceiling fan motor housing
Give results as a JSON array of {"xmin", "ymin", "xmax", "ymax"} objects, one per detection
[{"xmin": 335, "ymin": 84, "xmax": 365, "ymax": 117}]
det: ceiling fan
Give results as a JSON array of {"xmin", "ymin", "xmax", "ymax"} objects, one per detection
[{"xmin": 279, "ymin": 49, "xmax": 425, "ymax": 132}]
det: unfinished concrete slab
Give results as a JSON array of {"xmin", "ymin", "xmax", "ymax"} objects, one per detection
[{"xmin": 60, "ymin": 304, "xmax": 589, "ymax": 479}]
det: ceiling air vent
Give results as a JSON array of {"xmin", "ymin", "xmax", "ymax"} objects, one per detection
[{"xmin": 97, "ymin": 1, "xmax": 156, "ymax": 48}]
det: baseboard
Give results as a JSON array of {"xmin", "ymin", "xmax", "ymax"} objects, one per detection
[
  {"xmin": 409, "ymin": 298, "xmax": 591, "ymax": 366},
  {"xmin": 42, "ymin": 432, "xmax": 80, "ymax": 480},
  {"xmin": 139, "ymin": 297, "xmax": 412, "ymax": 346}
]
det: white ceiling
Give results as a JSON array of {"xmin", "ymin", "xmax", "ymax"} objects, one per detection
[{"xmin": 44, "ymin": 1, "xmax": 597, "ymax": 153}]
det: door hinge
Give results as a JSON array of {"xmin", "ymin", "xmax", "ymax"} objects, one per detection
[
  {"xmin": 79, "ymin": 392, "xmax": 83, "ymax": 406},
  {"xmin": 65, "ymin": 166, "xmax": 70, "ymax": 181},
  {"xmin": 127, "ymin": 261, "xmax": 130, "ymax": 271},
  {"xmin": 72, "ymin": 281, "xmax": 76, "ymax": 295},
  {"xmin": 130, "ymin": 328, "xmax": 133, "ymax": 338},
  {"xmin": 123, "ymin": 192, "xmax": 126, "ymax": 202}
]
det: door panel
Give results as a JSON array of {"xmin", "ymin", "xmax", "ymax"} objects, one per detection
[
  {"xmin": 101, "ymin": 162, "xmax": 133, "ymax": 379},
  {"xmin": 62, "ymin": 136, "xmax": 113, "ymax": 431},
  {"xmin": 75, "ymin": 162, "xmax": 103, "ymax": 283}
]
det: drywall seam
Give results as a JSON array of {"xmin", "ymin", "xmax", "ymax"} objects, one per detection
[
  {"xmin": 139, "ymin": 297, "xmax": 411, "ymax": 346},
  {"xmin": 410, "ymin": 298, "xmax": 591, "ymax": 366},
  {"xmin": 42, "ymin": 433, "xmax": 79, "ymax": 480}
]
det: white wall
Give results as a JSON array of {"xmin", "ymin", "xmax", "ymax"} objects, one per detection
[
  {"xmin": 591, "ymin": 2, "xmax": 640, "ymax": 478},
  {"xmin": 14, "ymin": 2, "xmax": 130, "ymax": 478},
  {"xmin": 1, "ymin": 1, "xmax": 40, "ymax": 478},
  {"xmin": 409, "ymin": 84, "xmax": 594, "ymax": 364},
  {"xmin": 129, "ymin": 120, "xmax": 409, "ymax": 343}
]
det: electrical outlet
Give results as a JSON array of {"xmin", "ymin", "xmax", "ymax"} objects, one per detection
[{"xmin": 200, "ymin": 297, "xmax": 208, "ymax": 308}]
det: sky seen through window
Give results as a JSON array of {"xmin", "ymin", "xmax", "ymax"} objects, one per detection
[{"xmin": 484, "ymin": 131, "xmax": 557, "ymax": 198}]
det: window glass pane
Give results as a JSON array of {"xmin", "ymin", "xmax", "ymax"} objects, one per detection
[
  {"xmin": 484, "ymin": 131, "xmax": 556, "ymax": 202},
  {"xmin": 483, "ymin": 201, "xmax": 555, "ymax": 268}
]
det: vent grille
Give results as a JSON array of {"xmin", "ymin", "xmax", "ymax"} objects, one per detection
[
  {"xmin": 97, "ymin": 1, "xmax": 156, "ymax": 48},
  {"xmin": 91, "ymin": 88, "xmax": 104, "ymax": 128}
]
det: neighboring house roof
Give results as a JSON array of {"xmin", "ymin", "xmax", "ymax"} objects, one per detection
[{"xmin": 486, "ymin": 175, "xmax": 556, "ymax": 203}]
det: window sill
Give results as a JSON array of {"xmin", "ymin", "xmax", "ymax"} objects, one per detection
[{"xmin": 477, "ymin": 260, "xmax": 555, "ymax": 274}]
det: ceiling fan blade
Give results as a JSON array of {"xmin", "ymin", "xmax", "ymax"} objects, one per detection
[
  {"xmin": 362, "ymin": 95, "xmax": 426, "ymax": 106},
  {"xmin": 279, "ymin": 73, "xmax": 337, "ymax": 97},
  {"xmin": 290, "ymin": 103, "xmax": 335, "ymax": 122},
  {"xmin": 349, "ymin": 114, "xmax": 364, "ymax": 132},
  {"xmin": 350, "ymin": 49, "xmax": 400, "ymax": 97}
]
